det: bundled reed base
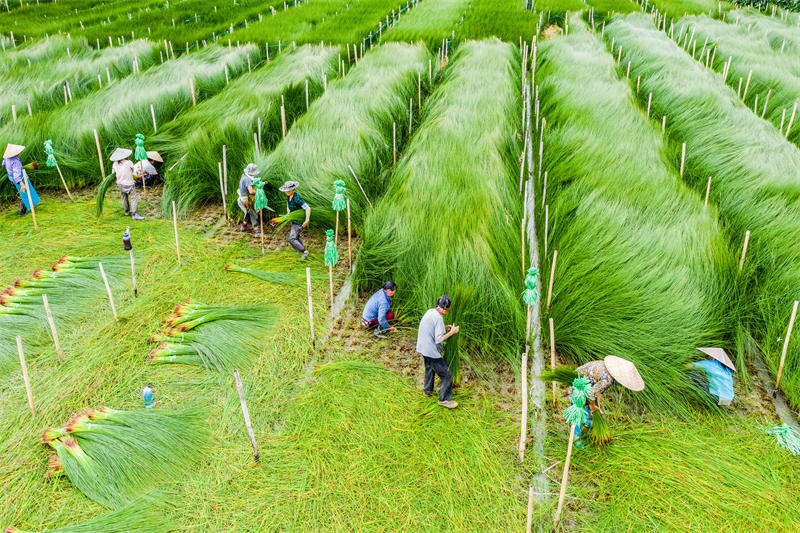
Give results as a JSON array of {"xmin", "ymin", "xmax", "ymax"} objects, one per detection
[
  {"xmin": 251, "ymin": 42, "xmax": 432, "ymax": 233},
  {"xmin": 41, "ymin": 407, "xmax": 206, "ymax": 509},
  {"xmin": 607, "ymin": 13, "xmax": 800, "ymax": 408},
  {"xmin": 355, "ymin": 40, "xmax": 524, "ymax": 382},
  {"xmin": 537, "ymin": 15, "xmax": 733, "ymax": 411},
  {"xmin": 149, "ymin": 300, "xmax": 276, "ymax": 371}
]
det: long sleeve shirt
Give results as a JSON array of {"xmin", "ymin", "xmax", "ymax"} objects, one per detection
[
  {"xmin": 362, "ymin": 289, "xmax": 392, "ymax": 330},
  {"xmin": 112, "ymin": 160, "xmax": 135, "ymax": 188},
  {"xmin": 3, "ymin": 156, "xmax": 23, "ymax": 185},
  {"xmin": 576, "ymin": 360, "xmax": 615, "ymax": 401},
  {"xmin": 416, "ymin": 308, "xmax": 445, "ymax": 359},
  {"xmin": 692, "ymin": 359, "xmax": 734, "ymax": 404}
]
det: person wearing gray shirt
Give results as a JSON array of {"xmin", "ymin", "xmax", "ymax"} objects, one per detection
[{"xmin": 416, "ymin": 295, "xmax": 460, "ymax": 409}]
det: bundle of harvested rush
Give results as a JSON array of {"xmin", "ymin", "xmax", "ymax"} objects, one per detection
[
  {"xmin": 356, "ymin": 40, "xmax": 524, "ymax": 380},
  {"xmin": 40, "ymin": 407, "xmax": 206, "ymax": 509},
  {"xmin": 251, "ymin": 42, "xmax": 431, "ymax": 232},
  {"xmin": 157, "ymin": 45, "xmax": 339, "ymax": 214},
  {"xmin": 148, "ymin": 300, "xmax": 276, "ymax": 371},
  {"xmin": 224, "ymin": 263, "xmax": 297, "ymax": 285}
]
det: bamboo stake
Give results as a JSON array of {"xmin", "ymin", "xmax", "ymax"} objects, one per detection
[
  {"xmin": 738, "ymin": 230, "xmax": 750, "ymax": 274},
  {"xmin": 704, "ymin": 176, "xmax": 711, "ymax": 209},
  {"xmin": 189, "ymin": 78, "xmax": 196, "ymax": 106},
  {"xmin": 347, "ymin": 199, "xmax": 352, "ymax": 272},
  {"xmin": 150, "ymin": 104, "xmax": 157, "ymax": 132},
  {"xmin": 785, "ymin": 102, "xmax": 797, "ymax": 139},
  {"xmin": 742, "ymin": 69, "xmax": 753, "ymax": 100},
  {"xmin": 335, "ymin": 211, "xmax": 339, "ymax": 246},
  {"xmin": 518, "ymin": 351, "xmax": 528, "ymax": 461},
  {"xmin": 549, "ymin": 317, "xmax": 556, "ymax": 405},
  {"xmin": 42, "ymin": 294, "xmax": 63, "ymax": 362},
  {"xmin": 646, "ymin": 92, "xmax": 652, "ymax": 118},
  {"xmin": 348, "ymin": 165, "xmax": 372, "ymax": 208},
  {"xmin": 546, "ymin": 250, "xmax": 557, "ymax": 314},
  {"xmin": 233, "ymin": 369, "xmax": 259, "ymax": 460},
  {"xmin": 219, "ymin": 162, "xmax": 228, "ymax": 222},
  {"xmin": 258, "ymin": 117, "xmax": 262, "ymax": 145},
  {"xmin": 53, "ymin": 163, "xmax": 73, "ymax": 200},
  {"xmin": 661, "ymin": 115, "xmax": 666, "ymax": 133},
  {"xmin": 98, "ymin": 262, "xmax": 118, "ymax": 321},
  {"xmin": 259, "ymin": 210, "xmax": 265, "ymax": 254},
  {"xmin": 94, "ymin": 129, "xmax": 105, "ymax": 179},
  {"xmin": 553, "ymin": 426, "xmax": 576, "ymax": 530},
  {"xmin": 280, "ymin": 105, "xmax": 286, "ymax": 138},
  {"xmin": 17, "ymin": 337, "xmax": 35, "ymax": 414},
  {"xmin": 409, "ymin": 98, "xmax": 413, "ymax": 132},
  {"xmin": 306, "ymin": 267, "xmax": 315, "ymax": 348},
  {"xmin": 22, "ymin": 171, "xmax": 37, "ymax": 231},
  {"xmin": 393, "ymin": 122, "xmax": 396, "ymax": 166},
  {"xmin": 544, "ymin": 204, "xmax": 549, "ymax": 258},
  {"xmin": 26, "ymin": 96, "xmax": 31, "ymax": 116},
  {"xmin": 329, "ymin": 264, "xmax": 334, "ymax": 308},
  {"xmin": 11, "ymin": 104, "xmax": 16, "ymax": 124},
  {"xmin": 526, "ymin": 485, "xmax": 534, "ymax": 533},
  {"xmin": 417, "ymin": 71, "xmax": 421, "ymax": 109},
  {"xmin": 172, "ymin": 201, "xmax": 182, "ymax": 266},
  {"xmin": 775, "ymin": 301, "xmax": 799, "ymax": 391},
  {"xmin": 679, "ymin": 142, "xmax": 686, "ymax": 177}
]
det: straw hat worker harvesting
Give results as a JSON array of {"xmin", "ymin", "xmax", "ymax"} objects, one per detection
[
  {"xmin": 132, "ymin": 151, "xmax": 163, "ymax": 187},
  {"xmin": 279, "ymin": 180, "xmax": 311, "ymax": 260},
  {"xmin": 362, "ymin": 281, "xmax": 397, "ymax": 337},
  {"xmin": 110, "ymin": 148, "xmax": 145, "ymax": 220},
  {"xmin": 416, "ymin": 295, "xmax": 460, "ymax": 409},
  {"xmin": 238, "ymin": 164, "xmax": 262, "ymax": 237},
  {"xmin": 687, "ymin": 347, "xmax": 735, "ymax": 407},
  {"xmin": 3, "ymin": 144, "xmax": 40, "ymax": 216}
]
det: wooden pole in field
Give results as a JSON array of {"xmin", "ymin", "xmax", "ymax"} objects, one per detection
[
  {"xmin": 704, "ymin": 176, "xmax": 711, "ymax": 209},
  {"xmin": 785, "ymin": 102, "xmax": 797, "ymax": 139},
  {"xmin": 335, "ymin": 210, "xmax": 339, "ymax": 246},
  {"xmin": 26, "ymin": 97, "xmax": 31, "ymax": 116},
  {"xmin": 259, "ymin": 211, "xmax": 265, "ymax": 254},
  {"xmin": 306, "ymin": 267, "xmax": 315, "ymax": 349},
  {"xmin": 55, "ymin": 163, "xmax": 72, "ymax": 200},
  {"xmin": 280, "ymin": 104, "xmax": 287, "ymax": 138},
  {"xmin": 544, "ymin": 204, "xmax": 549, "ymax": 258},
  {"xmin": 328, "ymin": 264, "xmax": 334, "ymax": 308},
  {"xmin": 519, "ymin": 350, "xmax": 528, "ymax": 461},
  {"xmin": 98, "ymin": 262, "xmax": 118, "ymax": 321},
  {"xmin": 393, "ymin": 122, "xmax": 396, "ymax": 166},
  {"xmin": 347, "ymin": 199, "xmax": 352, "ymax": 272},
  {"xmin": 42, "ymin": 294, "xmax": 63, "ymax": 362},
  {"xmin": 526, "ymin": 485, "xmax": 534, "ymax": 533},
  {"xmin": 94, "ymin": 129, "xmax": 105, "ymax": 179},
  {"xmin": 737, "ymin": 230, "xmax": 750, "ymax": 274},
  {"xmin": 549, "ymin": 317, "xmax": 557, "ymax": 405},
  {"xmin": 150, "ymin": 104, "xmax": 157, "ymax": 132},
  {"xmin": 233, "ymin": 369, "xmax": 259, "ymax": 461},
  {"xmin": 546, "ymin": 250, "xmax": 557, "ymax": 314},
  {"xmin": 172, "ymin": 201, "xmax": 182, "ymax": 266},
  {"xmin": 679, "ymin": 142, "xmax": 686, "ymax": 177},
  {"xmin": 189, "ymin": 78, "xmax": 196, "ymax": 106},
  {"xmin": 11, "ymin": 104, "xmax": 16, "ymax": 124},
  {"xmin": 742, "ymin": 69, "xmax": 753, "ymax": 100},
  {"xmin": 348, "ymin": 165, "xmax": 372, "ymax": 208},
  {"xmin": 218, "ymin": 162, "xmax": 228, "ymax": 222},
  {"xmin": 646, "ymin": 92, "xmax": 652, "ymax": 118},
  {"xmin": 775, "ymin": 300, "xmax": 799, "ymax": 390},
  {"xmin": 553, "ymin": 425, "xmax": 576, "ymax": 530},
  {"xmin": 17, "ymin": 337, "xmax": 35, "ymax": 414},
  {"xmin": 22, "ymin": 171, "xmax": 37, "ymax": 231}
]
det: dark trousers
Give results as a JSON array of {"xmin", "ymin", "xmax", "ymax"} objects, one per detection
[
  {"xmin": 423, "ymin": 356, "xmax": 453, "ymax": 402},
  {"xmin": 288, "ymin": 222, "xmax": 306, "ymax": 253}
]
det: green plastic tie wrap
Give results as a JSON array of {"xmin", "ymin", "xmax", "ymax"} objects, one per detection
[
  {"xmin": 43, "ymin": 139, "xmax": 57, "ymax": 167},
  {"xmin": 570, "ymin": 376, "xmax": 592, "ymax": 407},
  {"xmin": 563, "ymin": 403, "xmax": 588, "ymax": 427},
  {"xmin": 332, "ymin": 179, "xmax": 346, "ymax": 212},
  {"xmin": 522, "ymin": 267, "xmax": 539, "ymax": 306},
  {"xmin": 134, "ymin": 133, "xmax": 147, "ymax": 161},
  {"xmin": 253, "ymin": 178, "xmax": 268, "ymax": 211},
  {"xmin": 324, "ymin": 229, "xmax": 338, "ymax": 266},
  {"xmin": 764, "ymin": 423, "xmax": 800, "ymax": 455}
]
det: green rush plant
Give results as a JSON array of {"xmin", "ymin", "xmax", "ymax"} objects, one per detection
[
  {"xmin": 0, "ymin": 39, "xmax": 160, "ymax": 126},
  {"xmin": 457, "ymin": 0, "xmax": 539, "ymax": 41},
  {"xmin": 3, "ymin": 492, "xmax": 173, "ymax": 533},
  {"xmin": 0, "ymin": 35, "xmax": 73, "ymax": 70},
  {"xmin": 536, "ymin": 16, "xmax": 734, "ymax": 412},
  {"xmin": 355, "ymin": 39, "xmax": 524, "ymax": 381},
  {"xmin": 157, "ymin": 45, "xmax": 339, "ymax": 214},
  {"xmin": 0, "ymin": 43, "xmax": 257, "ymax": 199},
  {"xmin": 223, "ymin": 263, "xmax": 298, "ymax": 285},
  {"xmin": 250, "ymin": 42, "xmax": 432, "ymax": 233},
  {"xmin": 41, "ymin": 407, "xmax": 207, "ymax": 509},
  {"xmin": 231, "ymin": 0, "xmax": 353, "ymax": 44},
  {"xmin": 606, "ymin": 13, "xmax": 800, "ymax": 408},
  {"xmin": 301, "ymin": 0, "xmax": 414, "ymax": 44},
  {"xmin": 675, "ymin": 15, "xmax": 800, "ymax": 146},
  {"xmin": 383, "ymin": 0, "xmax": 470, "ymax": 45},
  {"xmin": 727, "ymin": 7, "xmax": 800, "ymax": 56},
  {"xmin": 148, "ymin": 301, "xmax": 276, "ymax": 371}
]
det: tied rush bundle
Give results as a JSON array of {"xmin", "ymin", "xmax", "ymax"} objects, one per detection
[
  {"xmin": 149, "ymin": 299, "xmax": 276, "ymax": 371},
  {"xmin": 40, "ymin": 407, "xmax": 206, "ymax": 509}
]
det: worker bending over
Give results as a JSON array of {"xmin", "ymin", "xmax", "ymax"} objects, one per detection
[
  {"xmin": 110, "ymin": 148, "xmax": 144, "ymax": 220},
  {"xmin": 572, "ymin": 356, "xmax": 644, "ymax": 442},
  {"xmin": 279, "ymin": 180, "xmax": 310, "ymax": 260},
  {"xmin": 416, "ymin": 295, "xmax": 460, "ymax": 409},
  {"xmin": 237, "ymin": 164, "xmax": 261, "ymax": 237},
  {"xmin": 3, "ymin": 144, "xmax": 39, "ymax": 216},
  {"xmin": 362, "ymin": 281, "xmax": 397, "ymax": 337},
  {"xmin": 689, "ymin": 347, "xmax": 735, "ymax": 406}
]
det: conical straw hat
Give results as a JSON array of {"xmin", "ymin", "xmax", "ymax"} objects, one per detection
[
  {"xmin": 146, "ymin": 150, "xmax": 163, "ymax": 162},
  {"xmin": 697, "ymin": 347, "xmax": 735, "ymax": 371},
  {"xmin": 109, "ymin": 148, "xmax": 132, "ymax": 161},
  {"xmin": 3, "ymin": 144, "xmax": 25, "ymax": 159},
  {"xmin": 603, "ymin": 355, "xmax": 645, "ymax": 391}
]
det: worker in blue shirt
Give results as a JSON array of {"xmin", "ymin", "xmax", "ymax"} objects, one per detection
[
  {"xmin": 278, "ymin": 180, "xmax": 311, "ymax": 260},
  {"xmin": 689, "ymin": 347, "xmax": 735, "ymax": 406},
  {"xmin": 361, "ymin": 281, "xmax": 397, "ymax": 337}
]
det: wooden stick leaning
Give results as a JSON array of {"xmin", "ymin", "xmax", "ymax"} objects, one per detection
[
  {"xmin": 347, "ymin": 165, "xmax": 372, "ymax": 208},
  {"xmin": 42, "ymin": 294, "xmax": 63, "ymax": 362},
  {"xmin": 306, "ymin": 267, "xmax": 316, "ymax": 348},
  {"xmin": 526, "ymin": 485, "xmax": 534, "ymax": 533},
  {"xmin": 774, "ymin": 300, "xmax": 799, "ymax": 390},
  {"xmin": 259, "ymin": 210, "xmax": 265, "ymax": 255},
  {"xmin": 55, "ymin": 163, "xmax": 73, "ymax": 200},
  {"xmin": 329, "ymin": 264, "xmax": 334, "ymax": 309},
  {"xmin": 94, "ymin": 129, "xmax": 106, "ymax": 179},
  {"xmin": 17, "ymin": 336, "xmax": 35, "ymax": 414},
  {"xmin": 233, "ymin": 369, "xmax": 259, "ymax": 461},
  {"xmin": 172, "ymin": 201, "xmax": 182, "ymax": 266},
  {"xmin": 347, "ymin": 199, "xmax": 352, "ymax": 272},
  {"xmin": 22, "ymin": 170, "xmax": 37, "ymax": 231},
  {"xmin": 98, "ymin": 262, "xmax": 118, "ymax": 321},
  {"xmin": 546, "ymin": 250, "xmax": 557, "ymax": 314},
  {"xmin": 738, "ymin": 230, "xmax": 750, "ymax": 274},
  {"xmin": 553, "ymin": 424, "xmax": 577, "ymax": 530}
]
